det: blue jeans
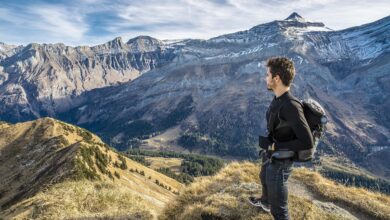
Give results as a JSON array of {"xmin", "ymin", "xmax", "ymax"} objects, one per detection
[{"xmin": 260, "ymin": 154, "xmax": 293, "ymax": 220}]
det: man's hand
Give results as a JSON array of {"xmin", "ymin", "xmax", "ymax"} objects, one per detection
[
  {"xmin": 269, "ymin": 142, "xmax": 275, "ymax": 151},
  {"xmin": 259, "ymin": 135, "xmax": 273, "ymax": 150}
]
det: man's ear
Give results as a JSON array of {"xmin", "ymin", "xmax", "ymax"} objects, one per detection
[{"xmin": 273, "ymin": 73, "xmax": 280, "ymax": 82}]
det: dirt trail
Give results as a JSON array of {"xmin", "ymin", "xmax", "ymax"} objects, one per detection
[{"xmin": 288, "ymin": 178, "xmax": 374, "ymax": 220}]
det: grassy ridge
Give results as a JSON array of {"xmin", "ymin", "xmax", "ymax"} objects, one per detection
[
  {"xmin": 0, "ymin": 118, "xmax": 183, "ymax": 220},
  {"xmin": 160, "ymin": 162, "xmax": 390, "ymax": 220},
  {"xmin": 2, "ymin": 180, "xmax": 153, "ymax": 220},
  {"xmin": 160, "ymin": 162, "xmax": 360, "ymax": 220},
  {"xmin": 316, "ymin": 156, "xmax": 390, "ymax": 195},
  {"xmin": 293, "ymin": 167, "xmax": 390, "ymax": 220}
]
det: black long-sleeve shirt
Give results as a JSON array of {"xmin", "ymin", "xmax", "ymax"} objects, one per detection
[{"xmin": 266, "ymin": 90, "xmax": 313, "ymax": 151}]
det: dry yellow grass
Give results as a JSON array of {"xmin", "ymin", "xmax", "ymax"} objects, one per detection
[
  {"xmin": 0, "ymin": 117, "xmax": 183, "ymax": 220},
  {"xmin": 293, "ymin": 167, "xmax": 390, "ymax": 220},
  {"xmin": 146, "ymin": 156, "xmax": 183, "ymax": 173},
  {"xmin": 100, "ymin": 148, "xmax": 183, "ymax": 217},
  {"xmin": 160, "ymin": 162, "xmax": 347, "ymax": 220},
  {"xmin": 140, "ymin": 126, "xmax": 188, "ymax": 152},
  {"xmin": 319, "ymin": 156, "xmax": 376, "ymax": 178},
  {"xmin": 0, "ymin": 121, "xmax": 10, "ymax": 129},
  {"xmin": 2, "ymin": 180, "xmax": 153, "ymax": 220}
]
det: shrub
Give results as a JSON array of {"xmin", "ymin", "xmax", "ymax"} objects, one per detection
[
  {"xmin": 114, "ymin": 171, "xmax": 120, "ymax": 179},
  {"xmin": 117, "ymin": 154, "xmax": 128, "ymax": 170}
]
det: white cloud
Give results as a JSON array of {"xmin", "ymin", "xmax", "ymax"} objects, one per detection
[
  {"xmin": 0, "ymin": 5, "xmax": 89, "ymax": 45},
  {"xmin": 110, "ymin": 0, "xmax": 269, "ymax": 39},
  {"xmin": 110, "ymin": 0, "xmax": 390, "ymax": 41},
  {"xmin": 29, "ymin": 5, "xmax": 89, "ymax": 40},
  {"xmin": 0, "ymin": 7, "xmax": 29, "ymax": 25},
  {"xmin": 302, "ymin": 0, "xmax": 390, "ymax": 30},
  {"xmin": 0, "ymin": 0, "xmax": 389, "ymax": 45}
]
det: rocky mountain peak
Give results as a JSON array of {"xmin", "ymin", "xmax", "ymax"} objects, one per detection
[
  {"xmin": 105, "ymin": 36, "xmax": 125, "ymax": 49},
  {"xmin": 285, "ymin": 12, "xmax": 306, "ymax": 22},
  {"xmin": 0, "ymin": 42, "xmax": 23, "ymax": 59},
  {"xmin": 245, "ymin": 13, "xmax": 327, "ymax": 39},
  {"xmin": 126, "ymin": 35, "xmax": 163, "ymax": 52},
  {"xmin": 275, "ymin": 12, "xmax": 328, "ymax": 32},
  {"xmin": 127, "ymin": 35, "xmax": 160, "ymax": 44}
]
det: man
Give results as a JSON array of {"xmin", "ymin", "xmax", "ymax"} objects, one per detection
[{"xmin": 249, "ymin": 57, "xmax": 314, "ymax": 220}]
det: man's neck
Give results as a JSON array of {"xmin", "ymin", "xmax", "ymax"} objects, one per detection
[{"xmin": 274, "ymin": 87, "xmax": 290, "ymax": 98}]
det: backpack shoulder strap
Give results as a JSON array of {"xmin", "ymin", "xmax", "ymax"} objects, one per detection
[
  {"xmin": 289, "ymin": 97, "xmax": 302, "ymax": 106},
  {"xmin": 277, "ymin": 96, "xmax": 302, "ymax": 121}
]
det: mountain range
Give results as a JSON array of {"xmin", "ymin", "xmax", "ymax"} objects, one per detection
[{"xmin": 0, "ymin": 12, "xmax": 389, "ymax": 179}]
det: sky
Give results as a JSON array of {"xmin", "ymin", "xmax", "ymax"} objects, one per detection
[{"xmin": 0, "ymin": 0, "xmax": 389, "ymax": 46}]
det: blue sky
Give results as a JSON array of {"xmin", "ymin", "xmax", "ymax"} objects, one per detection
[{"xmin": 0, "ymin": 0, "xmax": 389, "ymax": 46}]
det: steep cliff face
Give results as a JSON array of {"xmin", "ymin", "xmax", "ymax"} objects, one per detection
[{"xmin": 0, "ymin": 36, "xmax": 176, "ymax": 120}]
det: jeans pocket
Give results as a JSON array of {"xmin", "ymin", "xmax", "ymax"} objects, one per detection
[{"xmin": 282, "ymin": 169, "xmax": 291, "ymax": 183}]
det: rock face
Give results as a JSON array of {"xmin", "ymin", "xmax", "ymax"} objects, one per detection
[
  {"xmin": 0, "ymin": 36, "xmax": 176, "ymax": 120},
  {"xmin": 1, "ymin": 13, "xmax": 389, "ymax": 178}
]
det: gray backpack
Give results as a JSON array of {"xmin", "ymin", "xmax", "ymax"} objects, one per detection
[{"xmin": 288, "ymin": 98, "xmax": 328, "ymax": 161}]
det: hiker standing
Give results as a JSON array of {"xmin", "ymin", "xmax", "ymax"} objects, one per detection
[{"xmin": 249, "ymin": 57, "xmax": 314, "ymax": 220}]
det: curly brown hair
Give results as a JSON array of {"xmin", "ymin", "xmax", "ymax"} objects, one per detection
[{"xmin": 266, "ymin": 57, "xmax": 295, "ymax": 87}]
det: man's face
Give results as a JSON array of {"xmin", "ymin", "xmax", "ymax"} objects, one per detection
[{"xmin": 265, "ymin": 68, "xmax": 276, "ymax": 91}]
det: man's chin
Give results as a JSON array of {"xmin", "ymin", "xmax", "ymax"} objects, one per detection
[{"xmin": 267, "ymin": 87, "xmax": 273, "ymax": 91}]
